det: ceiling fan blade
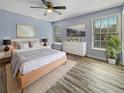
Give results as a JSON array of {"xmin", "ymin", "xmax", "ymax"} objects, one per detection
[
  {"xmin": 41, "ymin": 0, "xmax": 47, "ymax": 7},
  {"xmin": 30, "ymin": 6, "xmax": 46, "ymax": 9},
  {"xmin": 44, "ymin": 11, "xmax": 47, "ymax": 16},
  {"xmin": 53, "ymin": 6, "xmax": 66, "ymax": 9},
  {"xmin": 53, "ymin": 10, "xmax": 62, "ymax": 15}
]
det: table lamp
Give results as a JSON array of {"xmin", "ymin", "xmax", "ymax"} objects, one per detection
[
  {"xmin": 42, "ymin": 38, "xmax": 47, "ymax": 46},
  {"xmin": 3, "ymin": 39, "xmax": 11, "ymax": 52}
]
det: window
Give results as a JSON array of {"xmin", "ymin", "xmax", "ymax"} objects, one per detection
[
  {"xmin": 53, "ymin": 25, "xmax": 62, "ymax": 43},
  {"xmin": 93, "ymin": 15, "xmax": 119, "ymax": 49}
]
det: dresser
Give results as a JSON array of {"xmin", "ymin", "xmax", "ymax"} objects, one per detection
[{"xmin": 63, "ymin": 41, "xmax": 86, "ymax": 57}]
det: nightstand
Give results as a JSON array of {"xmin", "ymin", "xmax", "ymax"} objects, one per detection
[{"xmin": 0, "ymin": 51, "xmax": 11, "ymax": 64}]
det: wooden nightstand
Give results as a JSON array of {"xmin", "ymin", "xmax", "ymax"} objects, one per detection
[{"xmin": 0, "ymin": 51, "xmax": 11, "ymax": 64}]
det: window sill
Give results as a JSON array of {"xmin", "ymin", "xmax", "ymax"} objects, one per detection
[{"xmin": 92, "ymin": 48, "xmax": 106, "ymax": 51}]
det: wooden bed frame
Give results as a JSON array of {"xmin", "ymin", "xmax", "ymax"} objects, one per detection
[
  {"xmin": 18, "ymin": 55, "xmax": 66, "ymax": 90},
  {"xmin": 11, "ymin": 39, "xmax": 67, "ymax": 92}
]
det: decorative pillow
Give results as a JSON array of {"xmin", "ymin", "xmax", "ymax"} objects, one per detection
[
  {"xmin": 30, "ymin": 41, "xmax": 40, "ymax": 48},
  {"xmin": 19, "ymin": 42, "xmax": 29, "ymax": 49}
]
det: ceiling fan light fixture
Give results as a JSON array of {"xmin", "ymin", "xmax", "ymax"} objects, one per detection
[
  {"xmin": 30, "ymin": 0, "xmax": 66, "ymax": 15},
  {"xmin": 47, "ymin": 8, "xmax": 53, "ymax": 13}
]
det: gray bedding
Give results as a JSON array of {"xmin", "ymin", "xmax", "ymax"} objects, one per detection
[{"xmin": 11, "ymin": 48, "xmax": 59, "ymax": 77}]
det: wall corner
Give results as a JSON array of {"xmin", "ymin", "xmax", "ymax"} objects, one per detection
[{"xmin": 122, "ymin": 4, "xmax": 124, "ymax": 65}]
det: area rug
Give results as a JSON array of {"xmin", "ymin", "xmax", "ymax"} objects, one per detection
[{"xmin": 7, "ymin": 59, "xmax": 76, "ymax": 93}]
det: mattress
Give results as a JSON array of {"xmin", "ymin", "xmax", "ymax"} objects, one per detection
[{"xmin": 12, "ymin": 48, "xmax": 66, "ymax": 75}]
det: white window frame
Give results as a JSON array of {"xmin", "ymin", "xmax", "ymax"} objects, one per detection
[
  {"xmin": 92, "ymin": 14, "xmax": 120, "ymax": 51},
  {"xmin": 53, "ymin": 25, "xmax": 62, "ymax": 44}
]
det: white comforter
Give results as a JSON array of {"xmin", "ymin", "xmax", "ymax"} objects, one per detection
[{"xmin": 12, "ymin": 48, "xmax": 66, "ymax": 75}]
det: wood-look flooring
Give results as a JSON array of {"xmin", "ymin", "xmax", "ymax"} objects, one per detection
[
  {"xmin": 1, "ymin": 55, "xmax": 124, "ymax": 93},
  {"xmin": 46, "ymin": 55, "xmax": 124, "ymax": 93},
  {"xmin": 0, "ymin": 63, "xmax": 7, "ymax": 93}
]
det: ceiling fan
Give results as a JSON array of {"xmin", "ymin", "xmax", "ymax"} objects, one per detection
[{"xmin": 30, "ymin": 0, "xmax": 66, "ymax": 16}]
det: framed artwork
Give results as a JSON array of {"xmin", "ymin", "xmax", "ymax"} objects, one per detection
[
  {"xmin": 16, "ymin": 24, "xmax": 36, "ymax": 38},
  {"xmin": 67, "ymin": 24, "xmax": 86, "ymax": 37}
]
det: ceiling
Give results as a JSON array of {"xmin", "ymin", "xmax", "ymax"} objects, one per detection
[{"xmin": 0, "ymin": 0, "xmax": 124, "ymax": 22}]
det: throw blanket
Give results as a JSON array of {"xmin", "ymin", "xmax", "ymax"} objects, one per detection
[{"xmin": 11, "ymin": 48, "xmax": 59, "ymax": 77}]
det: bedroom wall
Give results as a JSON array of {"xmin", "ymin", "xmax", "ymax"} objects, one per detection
[
  {"xmin": 0, "ymin": 9, "xmax": 52, "ymax": 47},
  {"xmin": 53, "ymin": 6, "xmax": 122, "ymax": 60}
]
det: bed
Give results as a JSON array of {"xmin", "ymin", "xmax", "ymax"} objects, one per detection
[{"xmin": 11, "ymin": 39, "xmax": 67, "ymax": 90}]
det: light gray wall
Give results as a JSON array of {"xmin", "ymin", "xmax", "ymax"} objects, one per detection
[
  {"xmin": 122, "ymin": 5, "xmax": 124, "ymax": 65},
  {"xmin": 0, "ymin": 9, "xmax": 52, "ymax": 46},
  {"xmin": 53, "ymin": 6, "xmax": 122, "ymax": 60}
]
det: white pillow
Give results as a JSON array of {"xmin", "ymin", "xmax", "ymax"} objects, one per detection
[
  {"xmin": 30, "ymin": 41, "xmax": 40, "ymax": 48},
  {"xmin": 19, "ymin": 42, "xmax": 29, "ymax": 49}
]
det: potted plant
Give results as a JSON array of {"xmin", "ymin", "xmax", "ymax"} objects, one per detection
[{"xmin": 106, "ymin": 34, "xmax": 121, "ymax": 65}]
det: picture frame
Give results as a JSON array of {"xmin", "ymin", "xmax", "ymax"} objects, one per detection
[
  {"xmin": 16, "ymin": 24, "xmax": 36, "ymax": 38},
  {"xmin": 67, "ymin": 24, "xmax": 86, "ymax": 37}
]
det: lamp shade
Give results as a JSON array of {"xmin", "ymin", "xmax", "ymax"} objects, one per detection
[
  {"xmin": 42, "ymin": 38, "xmax": 47, "ymax": 42},
  {"xmin": 3, "ymin": 39, "xmax": 11, "ymax": 45}
]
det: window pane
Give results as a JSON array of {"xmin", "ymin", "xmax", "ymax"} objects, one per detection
[
  {"xmin": 54, "ymin": 37, "xmax": 61, "ymax": 42},
  {"xmin": 108, "ymin": 16, "xmax": 117, "ymax": 33},
  {"xmin": 94, "ymin": 41, "xmax": 100, "ymax": 48},
  {"xmin": 109, "ymin": 16, "xmax": 117, "ymax": 25},
  {"xmin": 55, "ymin": 33, "xmax": 61, "ymax": 36},
  {"xmin": 109, "ymin": 25, "xmax": 116, "ymax": 33},
  {"xmin": 101, "ymin": 28, "xmax": 107, "ymax": 33},
  {"xmin": 94, "ymin": 34, "xmax": 100, "ymax": 40},
  {"xmin": 101, "ymin": 42, "xmax": 106, "ymax": 48},
  {"xmin": 101, "ymin": 34, "xmax": 107, "ymax": 41},
  {"xmin": 101, "ymin": 18, "xmax": 108, "ymax": 28},
  {"xmin": 94, "ymin": 27, "xmax": 100, "ymax": 33},
  {"xmin": 101, "ymin": 18, "xmax": 108, "ymax": 33},
  {"xmin": 94, "ymin": 19, "xmax": 100, "ymax": 27}
]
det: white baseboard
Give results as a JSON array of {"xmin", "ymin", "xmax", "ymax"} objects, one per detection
[{"xmin": 86, "ymin": 54, "xmax": 106, "ymax": 61}]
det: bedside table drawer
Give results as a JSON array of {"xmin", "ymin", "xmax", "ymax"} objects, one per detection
[{"xmin": 0, "ymin": 57, "xmax": 11, "ymax": 64}]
